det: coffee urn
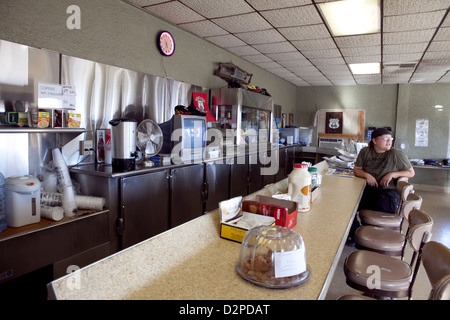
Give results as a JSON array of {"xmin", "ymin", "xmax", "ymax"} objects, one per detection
[{"xmin": 109, "ymin": 118, "xmax": 137, "ymax": 171}]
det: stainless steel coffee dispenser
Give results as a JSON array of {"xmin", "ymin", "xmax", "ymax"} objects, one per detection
[{"xmin": 109, "ymin": 118, "xmax": 137, "ymax": 171}]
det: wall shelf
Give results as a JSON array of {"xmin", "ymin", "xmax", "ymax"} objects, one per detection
[{"xmin": 0, "ymin": 127, "xmax": 85, "ymax": 134}]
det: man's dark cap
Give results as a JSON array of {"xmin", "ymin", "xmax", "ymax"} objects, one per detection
[{"xmin": 371, "ymin": 127, "xmax": 392, "ymax": 139}]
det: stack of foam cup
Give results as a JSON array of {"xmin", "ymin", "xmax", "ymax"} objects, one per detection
[{"xmin": 52, "ymin": 148, "xmax": 78, "ymax": 217}]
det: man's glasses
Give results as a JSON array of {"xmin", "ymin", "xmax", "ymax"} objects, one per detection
[{"xmin": 376, "ymin": 137, "xmax": 394, "ymax": 141}]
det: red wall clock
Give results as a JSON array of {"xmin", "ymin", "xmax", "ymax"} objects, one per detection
[{"xmin": 158, "ymin": 31, "xmax": 175, "ymax": 56}]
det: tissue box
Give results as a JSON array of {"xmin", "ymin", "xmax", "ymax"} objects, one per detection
[
  {"xmin": 243, "ymin": 195, "xmax": 298, "ymax": 229},
  {"xmin": 219, "ymin": 196, "xmax": 275, "ymax": 243}
]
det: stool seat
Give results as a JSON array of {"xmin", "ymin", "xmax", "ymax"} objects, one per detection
[
  {"xmin": 355, "ymin": 226, "xmax": 405, "ymax": 255},
  {"xmin": 359, "ymin": 210, "xmax": 402, "ymax": 230},
  {"xmin": 344, "ymin": 250, "xmax": 412, "ymax": 295}
]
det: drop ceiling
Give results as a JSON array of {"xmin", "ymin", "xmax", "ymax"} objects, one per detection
[{"xmin": 123, "ymin": 0, "xmax": 450, "ymax": 86}]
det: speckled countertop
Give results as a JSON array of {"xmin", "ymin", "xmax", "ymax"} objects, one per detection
[{"xmin": 48, "ymin": 163, "xmax": 365, "ymax": 300}]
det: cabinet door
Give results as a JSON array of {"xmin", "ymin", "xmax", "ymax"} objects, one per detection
[
  {"xmin": 275, "ymin": 148, "xmax": 287, "ymax": 182},
  {"xmin": 205, "ymin": 161, "xmax": 230, "ymax": 212},
  {"xmin": 170, "ymin": 164, "xmax": 204, "ymax": 228},
  {"xmin": 248, "ymin": 153, "xmax": 263, "ymax": 194},
  {"xmin": 121, "ymin": 170, "xmax": 169, "ymax": 249},
  {"xmin": 230, "ymin": 155, "xmax": 248, "ymax": 198}
]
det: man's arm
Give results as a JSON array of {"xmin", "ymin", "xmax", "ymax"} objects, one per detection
[
  {"xmin": 379, "ymin": 167, "xmax": 415, "ymax": 188},
  {"xmin": 354, "ymin": 166, "xmax": 378, "ymax": 187}
]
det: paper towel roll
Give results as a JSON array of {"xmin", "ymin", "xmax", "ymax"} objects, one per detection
[
  {"xmin": 62, "ymin": 186, "xmax": 78, "ymax": 217},
  {"xmin": 75, "ymin": 195, "xmax": 105, "ymax": 211},
  {"xmin": 40, "ymin": 205, "xmax": 64, "ymax": 221}
]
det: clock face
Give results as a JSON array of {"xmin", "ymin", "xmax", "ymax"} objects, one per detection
[{"xmin": 158, "ymin": 31, "xmax": 175, "ymax": 56}]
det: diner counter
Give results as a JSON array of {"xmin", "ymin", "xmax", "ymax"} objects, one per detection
[{"xmin": 48, "ymin": 162, "xmax": 365, "ymax": 300}]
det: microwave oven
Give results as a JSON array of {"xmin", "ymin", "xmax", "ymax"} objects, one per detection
[{"xmin": 159, "ymin": 114, "xmax": 206, "ymax": 163}]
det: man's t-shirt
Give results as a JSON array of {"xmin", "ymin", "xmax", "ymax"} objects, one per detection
[{"xmin": 355, "ymin": 147, "xmax": 412, "ymax": 185}]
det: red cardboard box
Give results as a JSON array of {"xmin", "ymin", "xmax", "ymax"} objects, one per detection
[{"xmin": 242, "ymin": 195, "xmax": 298, "ymax": 229}]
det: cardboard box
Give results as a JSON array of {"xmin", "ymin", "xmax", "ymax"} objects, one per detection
[
  {"xmin": 219, "ymin": 196, "xmax": 275, "ymax": 243},
  {"xmin": 243, "ymin": 195, "xmax": 298, "ymax": 229}
]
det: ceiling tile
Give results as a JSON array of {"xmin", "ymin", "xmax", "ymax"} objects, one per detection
[
  {"xmin": 179, "ymin": 20, "xmax": 228, "ymax": 37},
  {"xmin": 383, "ymin": 11, "xmax": 446, "ymax": 32},
  {"xmin": 278, "ymin": 59, "xmax": 314, "ymax": 68},
  {"xmin": 278, "ymin": 25, "xmax": 330, "ymax": 41},
  {"xmin": 260, "ymin": 5, "xmax": 322, "ymax": 28},
  {"xmin": 383, "ymin": 0, "xmax": 450, "ymax": 15},
  {"xmin": 331, "ymin": 79, "xmax": 357, "ymax": 85},
  {"xmin": 383, "ymin": 42, "xmax": 429, "ymax": 55},
  {"xmin": 427, "ymin": 40, "xmax": 450, "ymax": 52},
  {"xmin": 292, "ymin": 38, "xmax": 337, "ymax": 51},
  {"xmin": 335, "ymin": 34, "xmax": 381, "ymax": 48},
  {"xmin": 383, "ymin": 29, "xmax": 435, "ymax": 45},
  {"xmin": 205, "ymin": 34, "xmax": 246, "ymax": 47},
  {"xmin": 309, "ymin": 57, "xmax": 347, "ymax": 66},
  {"xmin": 266, "ymin": 51, "xmax": 308, "ymax": 61},
  {"xmin": 143, "ymin": 1, "xmax": 204, "ymax": 24},
  {"xmin": 290, "ymin": 65, "xmax": 322, "ymax": 76},
  {"xmin": 340, "ymin": 46, "xmax": 381, "ymax": 57},
  {"xmin": 255, "ymin": 61, "xmax": 283, "ymax": 69},
  {"xmin": 242, "ymin": 54, "xmax": 273, "ymax": 63},
  {"xmin": 179, "ymin": 0, "xmax": 254, "ymax": 18},
  {"xmin": 383, "ymin": 52, "xmax": 423, "ymax": 63},
  {"xmin": 126, "ymin": 0, "xmax": 169, "ymax": 7},
  {"xmin": 252, "ymin": 42, "xmax": 297, "ymax": 54},
  {"xmin": 318, "ymin": 65, "xmax": 352, "ymax": 75},
  {"xmin": 246, "ymin": 0, "xmax": 311, "ymax": 11},
  {"xmin": 354, "ymin": 74, "xmax": 381, "ymax": 85},
  {"xmin": 434, "ymin": 27, "xmax": 450, "ymax": 41},
  {"xmin": 235, "ymin": 29, "xmax": 285, "ymax": 45},
  {"xmin": 423, "ymin": 51, "xmax": 450, "ymax": 60},
  {"xmin": 212, "ymin": 12, "xmax": 272, "ymax": 33},
  {"xmin": 345, "ymin": 55, "xmax": 381, "ymax": 64},
  {"xmin": 226, "ymin": 45, "xmax": 261, "ymax": 56},
  {"xmin": 302, "ymin": 48, "xmax": 342, "ymax": 59}
]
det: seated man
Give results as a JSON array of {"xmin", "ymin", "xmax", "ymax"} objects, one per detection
[{"xmin": 348, "ymin": 127, "xmax": 415, "ymax": 241}]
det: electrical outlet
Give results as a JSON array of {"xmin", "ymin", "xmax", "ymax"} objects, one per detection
[{"xmin": 80, "ymin": 140, "xmax": 94, "ymax": 156}]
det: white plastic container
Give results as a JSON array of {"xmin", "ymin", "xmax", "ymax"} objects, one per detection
[
  {"xmin": 288, "ymin": 164, "xmax": 311, "ymax": 213},
  {"xmin": 5, "ymin": 175, "xmax": 41, "ymax": 227}
]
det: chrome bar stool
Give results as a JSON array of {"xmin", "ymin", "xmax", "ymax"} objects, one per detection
[
  {"xmin": 359, "ymin": 182, "xmax": 421, "ymax": 231},
  {"xmin": 354, "ymin": 193, "xmax": 423, "ymax": 257},
  {"xmin": 338, "ymin": 240, "xmax": 449, "ymax": 300},
  {"xmin": 343, "ymin": 209, "xmax": 433, "ymax": 299}
]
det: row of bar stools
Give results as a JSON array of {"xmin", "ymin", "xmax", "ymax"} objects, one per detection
[{"xmin": 338, "ymin": 180, "xmax": 442, "ymax": 300}]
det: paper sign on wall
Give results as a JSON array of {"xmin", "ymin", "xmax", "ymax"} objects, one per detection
[
  {"xmin": 415, "ymin": 119, "xmax": 428, "ymax": 147},
  {"xmin": 38, "ymin": 82, "xmax": 76, "ymax": 109}
]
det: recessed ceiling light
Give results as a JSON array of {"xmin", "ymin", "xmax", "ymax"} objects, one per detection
[
  {"xmin": 318, "ymin": 0, "xmax": 380, "ymax": 37},
  {"xmin": 349, "ymin": 62, "xmax": 380, "ymax": 74}
]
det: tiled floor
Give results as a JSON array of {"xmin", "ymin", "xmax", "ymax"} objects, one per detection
[{"xmin": 325, "ymin": 189, "xmax": 450, "ymax": 300}]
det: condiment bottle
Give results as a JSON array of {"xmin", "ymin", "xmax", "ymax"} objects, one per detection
[
  {"xmin": 288, "ymin": 163, "xmax": 311, "ymax": 212},
  {"xmin": 308, "ymin": 167, "xmax": 319, "ymax": 190}
]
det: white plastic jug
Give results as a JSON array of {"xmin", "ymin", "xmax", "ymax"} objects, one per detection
[
  {"xmin": 288, "ymin": 164, "xmax": 311, "ymax": 213},
  {"xmin": 6, "ymin": 175, "xmax": 41, "ymax": 227}
]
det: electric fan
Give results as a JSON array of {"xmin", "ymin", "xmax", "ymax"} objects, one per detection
[
  {"xmin": 136, "ymin": 119, "xmax": 163, "ymax": 167},
  {"xmin": 394, "ymin": 137, "xmax": 410, "ymax": 154}
]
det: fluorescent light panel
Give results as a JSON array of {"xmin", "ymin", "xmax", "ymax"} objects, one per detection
[
  {"xmin": 349, "ymin": 62, "xmax": 380, "ymax": 74},
  {"xmin": 318, "ymin": 0, "xmax": 380, "ymax": 37}
]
